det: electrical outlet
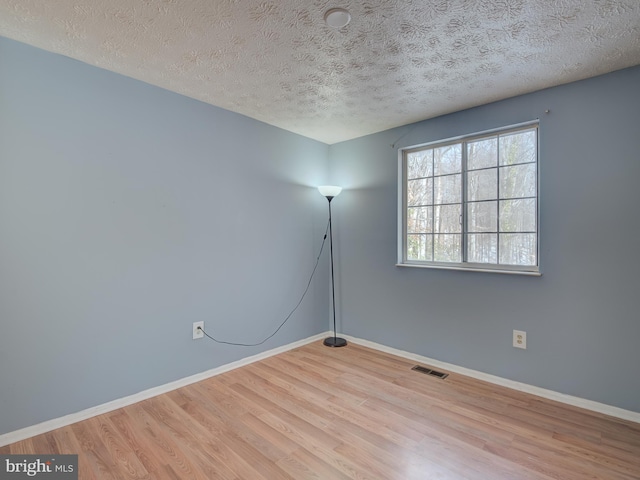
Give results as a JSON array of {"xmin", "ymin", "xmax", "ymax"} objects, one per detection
[
  {"xmin": 513, "ymin": 330, "xmax": 527, "ymax": 349},
  {"xmin": 193, "ymin": 321, "xmax": 204, "ymax": 340}
]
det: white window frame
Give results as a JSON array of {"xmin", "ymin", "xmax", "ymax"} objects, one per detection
[{"xmin": 397, "ymin": 121, "xmax": 541, "ymax": 276}]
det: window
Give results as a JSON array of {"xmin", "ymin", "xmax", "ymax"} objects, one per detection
[{"xmin": 398, "ymin": 123, "xmax": 539, "ymax": 274}]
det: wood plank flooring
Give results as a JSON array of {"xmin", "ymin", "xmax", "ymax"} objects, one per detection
[{"xmin": 2, "ymin": 342, "xmax": 640, "ymax": 479}]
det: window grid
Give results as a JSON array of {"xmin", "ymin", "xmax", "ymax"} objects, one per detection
[
  {"xmin": 401, "ymin": 123, "xmax": 539, "ymax": 273},
  {"xmin": 496, "ymin": 149, "xmax": 501, "ymax": 263},
  {"xmin": 461, "ymin": 142, "xmax": 468, "ymax": 263},
  {"xmin": 430, "ymin": 150, "xmax": 434, "ymax": 261}
]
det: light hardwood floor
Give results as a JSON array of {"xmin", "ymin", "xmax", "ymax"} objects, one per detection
[{"xmin": 2, "ymin": 342, "xmax": 639, "ymax": 479}]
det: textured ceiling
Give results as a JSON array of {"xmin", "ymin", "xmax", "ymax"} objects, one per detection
[{"xmin": 1, "ymin": 0, "xmax": 639, "ymax": 144}]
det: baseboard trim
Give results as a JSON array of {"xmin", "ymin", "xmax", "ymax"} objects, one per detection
[
  {"xmin": 342, "ymin": 334, "xmax": 640, "ymax": 424},
  {"xmin": 4, "ymin": 330, "xmax": 637, "ymax": 447},
  {"xmin": 0, "ymin": 332, "xmax": 330, "ymax": 447}
]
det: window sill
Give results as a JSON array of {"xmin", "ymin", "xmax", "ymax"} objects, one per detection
[{"xmin": 395, "ymin": 263, "xmax": 542, "ymax": 276}]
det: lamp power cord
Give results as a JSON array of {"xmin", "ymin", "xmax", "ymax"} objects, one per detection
[{"xmin": 197, "ymin": 220, "xmax": 330, "ymax": 347}]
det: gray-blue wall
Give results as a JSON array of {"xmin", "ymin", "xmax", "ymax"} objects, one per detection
[
  {"xmin": 0, "ymin": 37, "xmax": 330, "ymax": 435},
  {"xmin": 329, "ymin": 65, "xmax": 640, "ymax": 413}
]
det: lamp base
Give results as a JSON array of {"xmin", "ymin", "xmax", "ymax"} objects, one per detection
[{"xmin": 323, "ymin": 336, "xmax": 347, "ymax": 348}]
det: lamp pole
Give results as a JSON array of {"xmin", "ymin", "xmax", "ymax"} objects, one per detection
[{"xmin": 318, "ymin": 186, "xmax": 347, "ymax": 348}]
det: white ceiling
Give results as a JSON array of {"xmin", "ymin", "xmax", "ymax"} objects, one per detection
[{"xmin": 1, "ymin": 0, "xmax": 639, "ymax": 144}]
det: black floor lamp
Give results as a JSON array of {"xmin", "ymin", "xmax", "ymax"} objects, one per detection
[{"xmin": 318, "ymin": 186, "xmax": 347, "ymax": 348}]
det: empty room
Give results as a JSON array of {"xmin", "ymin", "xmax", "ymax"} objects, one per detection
[{"xmin": 1, "ymin": 0, "xmax": 639, "ymax": 478}]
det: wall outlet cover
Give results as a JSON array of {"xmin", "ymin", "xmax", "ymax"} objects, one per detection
[
  {"xmin": 513, "ymin": 330, "xmax": 527, "ymax": 349},
  {"xmin": 193, "ymin": 321, "xmax": 204, "ymax": 340}
]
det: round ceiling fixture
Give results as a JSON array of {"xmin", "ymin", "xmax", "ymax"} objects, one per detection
[{"xmin": 324, "ymin": 8, "xmax": 351, "ymax": 28}]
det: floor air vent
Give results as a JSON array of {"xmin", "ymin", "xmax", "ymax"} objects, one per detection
[{"xmin": 412, "ymin": 365, "xmax": 449, "ymax": 379}]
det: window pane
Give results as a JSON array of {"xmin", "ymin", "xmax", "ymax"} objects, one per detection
[
  {"xmin": 499, "ymin": 129, "xmax": 536, "ymax": 166},
  {"xmin": 434, "ymin": 174, "xmax": 461, "ymax": 204},
  {"xmin": 402, "ymin": 124, "xmax": 538, "ymax": 271},
  {"xmin": 407, "ymin": 178, "xmax": 433, "ymax": 206},
  {"xmin": 407, "ymin": 150, "xmax": 433, "ymax": 179},
  {"xmin": 468, "ymin": 169, "xmax": 497, "ymax": 201},
  {"xmin": 468, "ymin": 234, "xmax": 497, "ymax": 264},
  {"xmin": 407, "ymin": 206, "xmax": 432, "ymax": 233},
  {"xmin": 408, "ymin": 234, "xmax": 432, "ymax": 261},
  {"xmin": 499, "ymin": 198, "xmax": 536, "ymax": 232},
  {"xmin": 499, "ymin": 233, "xmax": 537, "ymax": 266},
  {"xmin": 434, "ymin": 234, "xmax": 461, "ymax": 262},
  {"xmin": 468, "ymin": 201, "xmax": 497, "ymax": 232},
  {"xmin": 467, "ymin": 137, "xmax": 497, "ymax": 170},
  {"xmin": 434, "ymin": 144, "xmax": 462, "ymax": 176},
  {"xmin": 434, "ymin": 204, "xmax": 461, "ymax": 233},
  {"xmin": 500, "ymin": 163, "xmax": 536, "ymax": 199}
]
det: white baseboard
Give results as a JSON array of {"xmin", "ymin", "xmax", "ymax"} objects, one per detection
[
  {"xmin": 342, "ymin": 334, "xmax": 640, "ymax": 424},
  {"xmin": 0, "ymin": 332, "xmax": 330, "ymax": 447},
  {"xmin": 3, "ymin": 330, "xmax": 637, "ymax": 447}
]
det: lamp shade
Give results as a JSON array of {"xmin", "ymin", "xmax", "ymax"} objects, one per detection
[{"xmin": 318, "ymin": 185, "xmax": 342, "ymax": 198}]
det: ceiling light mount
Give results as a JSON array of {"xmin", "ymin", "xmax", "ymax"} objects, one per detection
[{"xmin": 324, "ymin": 8, "xmax": 351, "ymax": 29}]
